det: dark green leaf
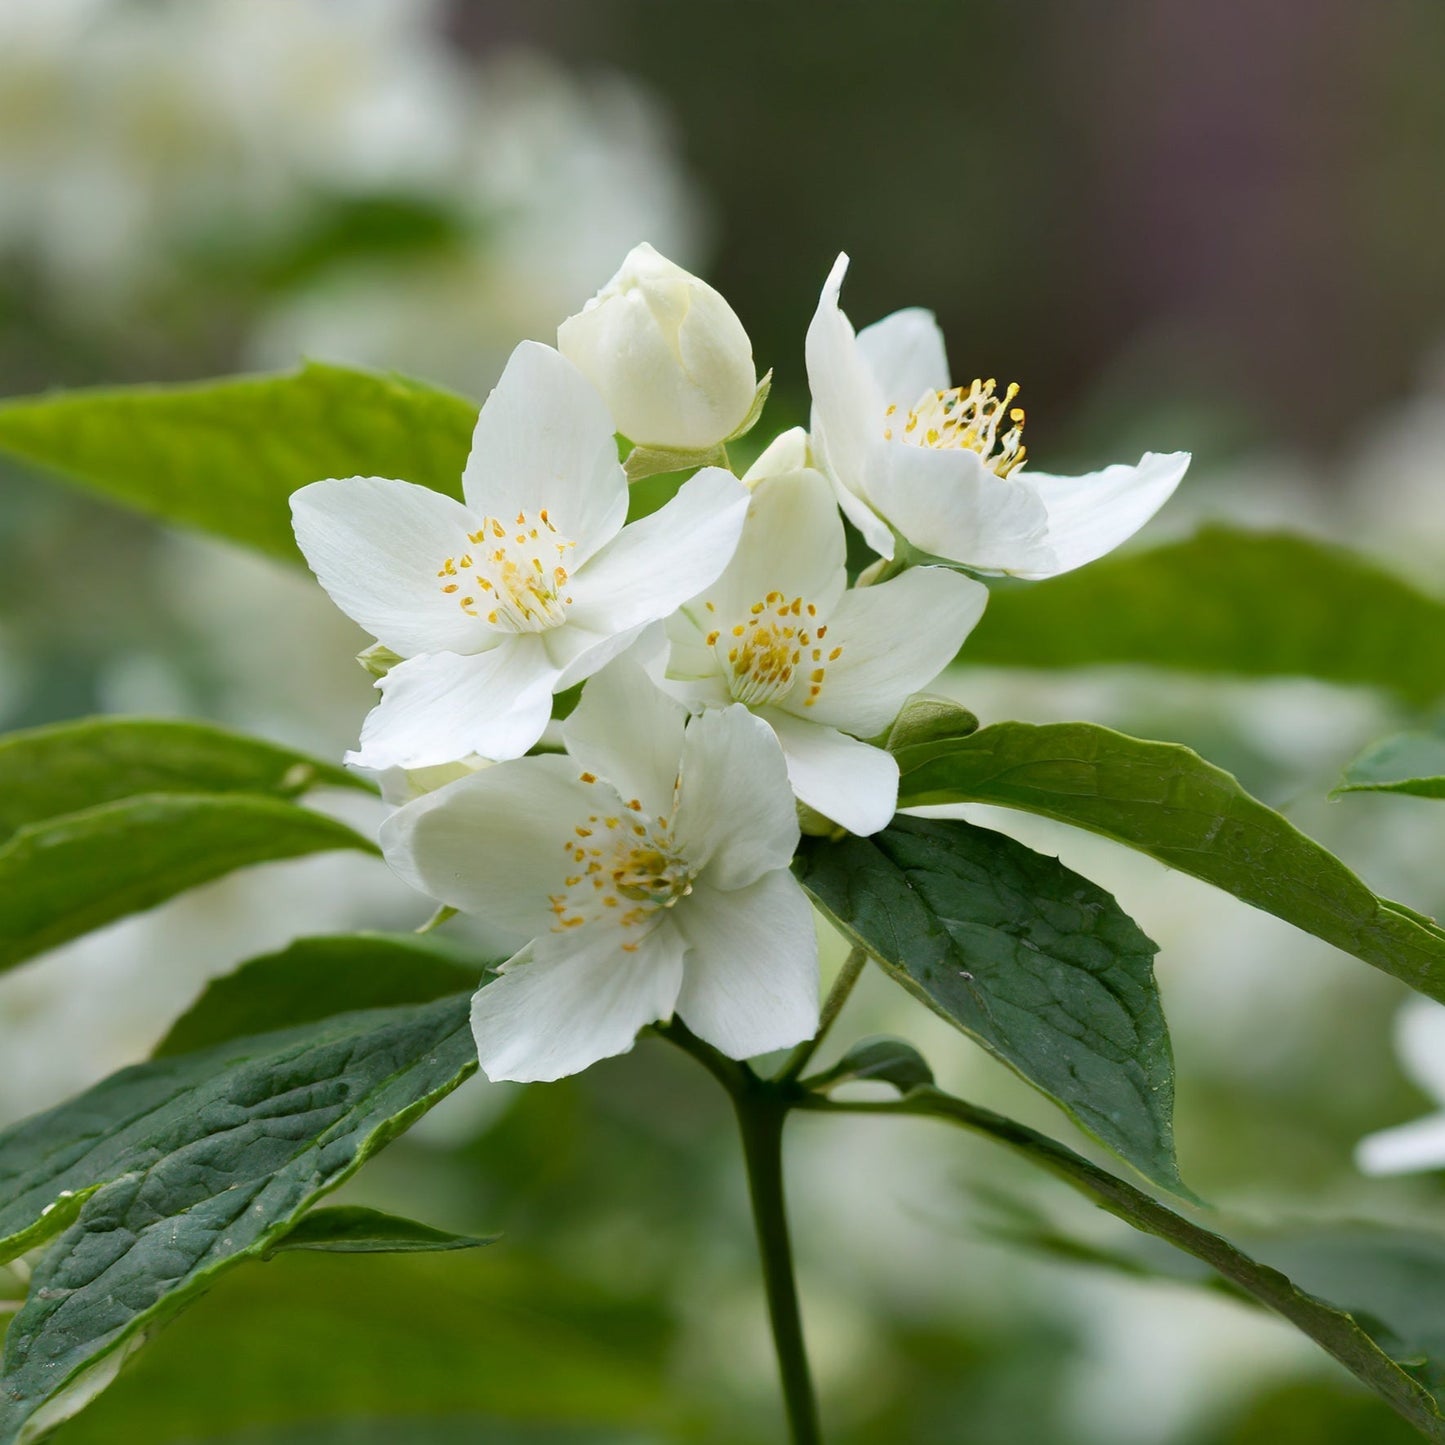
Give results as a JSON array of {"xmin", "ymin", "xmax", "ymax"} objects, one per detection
[
  {"xmin": 0, "ymin": 995, "xmax": 478, "ymax": 1443},
  {"xmin": 1337, "ymin": 728, "xmax": 1445, "ymax": 800},
  {"xmin": 0, "ymin": 794, "xmax": 377, "ymax": 974},
  {"xmin": 797, "ymin": 816, "xmax": 1180, "ymax": 1191},
  {"xmin": 964, "ymin": 527, "xmax": 1445, "ymax": 704},
  {"xmin": 267, "ymin": 1206, "xmax": 493, "ymax": 1256},
  {"xmin": 0, "ymin": 716, "xmax": 370, "ymax": 844},
  {"xmin": 44, "ymin": 1253, "xmax": 678, "ymax": 1444},
  {"xmin": 898, "ymin": 721, "xmax": 1445, "ymax": 1003},
  {"xmin": 813, "ymin": 1088, "xmax": 1445, "ymax": 1441},
  {"xmin": 154, "ymin": 931, "xmax": 487, "ymax": 1057},
  {"xmin": 805, "ymin": 1035, "xmax": 934, "ymax": 1093},
  {"xmin": 0, "ymin": 363, "xmax": 477, "ymax": 565}
]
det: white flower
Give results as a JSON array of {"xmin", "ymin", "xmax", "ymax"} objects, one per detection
[
  {"xmin": 1356, "ymin": 998, "xmax": 1445, "ymax": 1175},
  {"xmin": 380, "ymin": 655, "xmax": 820, "ymax": 1082},
  {"xmin": 659, "ymin": 457, "xmax": 988, "ymax": 836},
  {"xmin": 558, "ymin": 242, "xmax": 759, "ymax": 452},
  {"xmin": 805, "ymin": 253, "xmax": 1191, "ymax": 578},
  {"xmin": 291, "ymin": 340, "xmax": 750, "ymax": 770}
]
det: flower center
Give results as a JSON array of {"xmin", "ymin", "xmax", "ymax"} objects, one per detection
[
  {"xmin": 549, "ymin": 778, "xmax": 694, "ymax": 952},
  {"xmin": 704, "ymin": 592, "xmax": 842, "ymax": 709},
  {"xmin": 437, "ymin": 509, "xmax": 576, "ymax": 633},
  {"xmin": 884, "ymin": 379, "xmax": 1027, "ymax": 478}
]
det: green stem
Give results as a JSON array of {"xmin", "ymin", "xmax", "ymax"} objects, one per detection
[
  {"xmin": 414, "ymin": 904, "xmax": 457, "ymax": 934},
  {"xmin": 775, "ymin": 945, "xmax": 868, "ymax": 1083},
  {"xmin": 655, "ymin": 1021, "xmax": 823, "ymax": 1444},
  {"xmin": 732, "ymin": 1080, "xmax": 823, "ymax": 1445}
]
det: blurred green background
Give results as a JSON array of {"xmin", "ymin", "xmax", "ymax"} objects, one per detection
[{"xmin": 1, "ymin": 2, "xmax": 1444, "ymax": 1441}]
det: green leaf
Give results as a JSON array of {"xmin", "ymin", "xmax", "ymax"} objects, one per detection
[
  {"xmin": 154, "ymin": 931, "xmax": 487, "ymax": 1057},
  {"xmin": 0, "ymin": 716, "xmax": 370, "ymax": 844},
  {"xmin": 964, "ymin": 527, "xmax": 1445, "ymax": 704},
  {"xmin": 898, "ymin": 721, "xmax": 1445, "ymax": 1003},
  {"xmin": 805, "ymin": 1035, "xmax": 935, "ymax": 1093},
  {"xmin": 1337, "ymin": 728, "xmax": 1445, "ymax": 800},
  {"xmin": 43, "ymin": 1252, "xmax": 678, "ymax": 1444},
  {"xmin": 877, "ymin": 693, "xmax": 980, "ymax": 768},
  {"xmin": 267, "ymin": 1206, "xmax": 493, "ymax": 1256},
  {"xmin": 813, "ymin": 1088, "xmax": 1445, "ymax": 1441},
  {"xmin": 796, "ymin": 816, "xmax": 1181, "ymax": 1192},
  {"xmin": 0, "ymin": 995, "xmax": 478, "ymax": 1443},
  {"xmin": 0, "ymin": 363, "xmax": 477, "ymax": 565},
  {"xmin": 0, "ymin": 794, "xmax": 376, "ymax": 975}
]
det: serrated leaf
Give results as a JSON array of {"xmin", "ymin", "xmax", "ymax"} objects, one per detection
[
  {"xmin": 964, "ymin": 526, "xmax": 1445, "ymax": 704},
  {"xmin": 797, "ymin": 816, "xmax": 1181, "ymax": 1191},
  {"xmin": 1337, "ymin": 728, "xmax": 1445, "ymax": 800},
  {"xmin": 0, "ymin": 794, "xmax": 377, "ymax": 975},
  {"xmin": 0, "ymin": 363, "xmax": 477, "ymax": 565},
  {"xmin": 830, "ymin": 1087, "xmax": 1445, "ymax": 1441},
  {"xmin": 0, "ymin": 717, "xmax": 370, "ymax": 845},
  {"xmin": 805, "ymin": 1035, "xmax": 934, "ymax": 1093},
  {"xmin": 898, "ymin": 721, "xmax": 1445, "ymax": 1003},
  {"xmin": 0, "ymin": 995, "xmax": 478, "ymax": 1443},
  {"xmin": 268, "ymin": 1206, "xmax": 493, "ymax": 1256},
  {"xmin": 154, "ymin": 931, "xmax": 487, "ymax": 1058}
]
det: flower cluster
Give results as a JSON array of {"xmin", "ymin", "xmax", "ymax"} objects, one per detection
[{"xmin": 292, "ymin": 244, "xmax": 1189, "ymax": 1083}]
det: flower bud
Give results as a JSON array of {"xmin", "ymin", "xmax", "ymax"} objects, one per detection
[{"xmin": 558, "ymin": 243, "xmax": 757, "ymax": 451}]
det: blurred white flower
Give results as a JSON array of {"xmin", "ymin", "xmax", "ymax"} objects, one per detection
[
  {"xmin": 559, "ymin": 242, "xmax": 759, "ymax": 453},
  {"xmin": 248, "ymin": 50, "xmax": 707, "ymax": 394},
  {"xmin": 1356, "ymin": 997, "xmax": 1445, "ymax": 1175},
  {"xmin": 0, "ymin": 0, "xmax": 467, "ymax": 308},
  {"xmin": 806, "ymin": 252, "xmax": 1190, "ymax": 576},
  {"xmin": 0, "ymin": 2, "xmax": 706, "ymax": 393},
  {"xmin": 291, "ymin": 341, "xmax": 749, "ymax": 769},
  {"xmin": 660, "ymin": 464, "xmax": 987, "ymax": 835},
  {"xmin": 381, "ymin": 655, "xmax": 819, "ymax": 1082}
]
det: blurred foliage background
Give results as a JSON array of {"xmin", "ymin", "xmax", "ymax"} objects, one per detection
[{"xmin": 1, "ymin": 1, "xmax": 1444, "ymax": 1441}]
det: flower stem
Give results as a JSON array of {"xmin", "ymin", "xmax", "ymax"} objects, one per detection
[
  {"xmin": 775, "ymin": 945, "xmax": 868, "ymax": 1083},
  {"xmin": 653, "ymin": 1020, "xmax": 823, "ymax": 1443},
  {"xmin": 732, "ymin": 1080, "xmax": 823, "ymax": 1445}
]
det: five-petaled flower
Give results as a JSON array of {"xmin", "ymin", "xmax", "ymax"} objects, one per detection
[
  {"xmin": 660, "ymin": 438, "xmax": 988, "ymax": 835},
  {"xmin": 380, "ymin": 655, "xmax": 820, "ymax": 1082},
  {"xmin": 805, "ymin": 252, "xmax": 1191, "ymax": 577},
  {"xmin": 291, "ymin": 340, "xmax": 749, "ymax": 769}
]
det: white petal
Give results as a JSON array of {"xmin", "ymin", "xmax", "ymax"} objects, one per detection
[
  {"xmin": 867, "ymin": 442, "xmax": 1053, "ymax": 575},
  {"xmin": 566, "ymin": 465, "xmax": 749, "ymax": 636},
  {"xmin": 804, "ymin": 253, "xmax": 895, "ymax": 558},
  {"xmin": 461, "ymin": 340, "xmax": 629, "ymax": 564},
  {"xmin": 673, "ymin": 706, "xmax": 799, "ymax": 892},
  {"xmin": 561, "ymin": 652, "xmax": 688, "ymax": 817},
  {"xmin": 742, "ymin": 426, "xmax": 811, "ymax": 485},
  {"xmin": 675, "ymin": 872, "xmax": 819, "ymax": 1059},
  {"xmin": 291, "ymin": 477, "xmax": 491, "ymax": 656},
  {"xmin": 785, "ymin": 567, "xmax": 988, "ymax": 737},
  {"xmin": 353, "ymin": 640, "xmax": 558, "ymax": 770},
  {"xmin": 856, "ymin": 307, "xmax": 950, "ymax": 405},
  {"xmin": 470, "ymin": 922, "xmax": 686, "ymax": 1082},
  {"xmin": 379, "ymin": 752, "xmax": 592, "ymax": 935},
  {"xmin": 1356, "ymin": 1113, "xmax": 1445, "ymax": 1176},
  {"xmin": 1394, "ymin": 997, "xmax": 1445, "ymax": 1102},
  {"xmin": 687, "ymin": 469, "xmax": 847, "ymax": 626},
  {"xmin": 765, "ymin": 711, "xmax": 900, "ymax": 836},
  {"xmin": 544, "ymin": 617, "xmax": 655, "ymax": 693},
  {"xmin": 1016, "ymin": 450, "xmax": 1190, "ymax": 579}
]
